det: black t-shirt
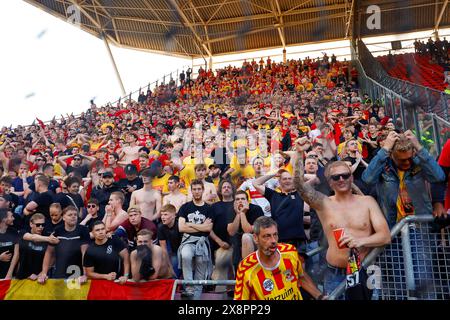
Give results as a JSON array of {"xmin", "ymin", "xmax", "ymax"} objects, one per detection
[
  {"xmin": 226, "ymin": 203, "xmax": 264, "ymax": 237},
  {"xmin": 264, "ymin": 188, "xmax": 306, "ymax": 241},
  {"xmin": 30, "ymin": 191, "xmax": 55, "ymax": 222},
  {"xmin": 53, "ymin": 193, "xmax": 84, "ymax": 211},
  {"xmin": 52, "ymin": 224, "xmax": 90, "ymax": 278},
  {"xmin": 178, "ymin": 201, "xmax": 214, "ymax": 238},
  {"xmin": 84, "ymin": 215, "xmax": 103, "ymax": 232},
  {"xmin": 226, "ymin": 203, "xmax": 264, "ymax": 266},
  {"xmin": 83, "ymin": 236, "xmax": 126, "ymax": 276},
  {"xmin": 118, "ymin": 177, "xmax": 143, "ymax": 209},
  {"xmin": 66, "ymin": 165, "xmax": 89, "ymax": 178},
  {"xmin": 16, "ymin": 230, "xmax": 48, "ymax": 279},
  {"xmin": 157, "ymin": 217, "xmax": 181, "ymax": 254},
  {"xmin": 44, "ymin": 220, "xmax": 64, "ymax": 235},
  {"xmin": 0, "ymin": 228, "xmax": 19, "ymax": 278},
  {"xmin": 28, "ymin": 179, "xmax": 60, "ymax": 193},
  {"xmin": 211, "ymin": 201, "xmax": 234, "ymax": 246}
]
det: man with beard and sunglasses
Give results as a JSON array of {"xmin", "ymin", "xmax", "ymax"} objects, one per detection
[{"xmin": 293, "ymin": 137, "xmax": 391, "ymax": 299}]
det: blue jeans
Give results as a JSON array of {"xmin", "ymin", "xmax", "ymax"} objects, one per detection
[
  {"xmin": 324, "ymin": 264, "xmax": 346, "ymax": 298},
  {"xmin": 409, "ymin": 225, "xmax": 437, "ymax": 299},
  {"xmin": 383, "ymin": 224, "xmax": 438, "ymax": 300}
]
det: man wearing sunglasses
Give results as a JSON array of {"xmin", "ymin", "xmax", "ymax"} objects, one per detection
[
  {"xmin": 362, "ymin": 130, "xmax": 445, "ymax": 299},
  {"xmin": 16, "ymin": 213, "xmax": 59, "ymax": 280},
  {"xmin": 293, "ymin": 137, "xmax": 391, "ymax": 299}
]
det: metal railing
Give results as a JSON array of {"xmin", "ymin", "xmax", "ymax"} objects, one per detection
[
  {"xmin": 351, "ymin": 41, "xmax": 450, "ymax": 157},
  {"xmin": 170, "ymin": 245, "xmax": 326, "ymax": 300},
  {"xmin": 357, "ymin": 40, "xmax": 449, "ymax": 121},
  {"xmin": 329, "ymin": 215, "xmax": 450, "ymax": 300}
]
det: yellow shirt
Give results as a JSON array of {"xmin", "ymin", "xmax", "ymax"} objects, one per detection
[
  {"xmin": 234, "ymin": 243, "xmax": 304, "ymax": 300},
  {"xmin": 182, "ymin": 156, "xmax": 213, "ymax": 169},
  {"xmin": 151, "ymin": 173, "xmax": 170, "ymax": 194},
  {"xmin": 230, "ymin": 155, "xmax": 256, "ymax": 185},
  {"xmin": 337, "ymin": 141, "xmax": 363, "ymax": 156},
  {"xmin": 100, "ymin": 123, "xmax": 115, "ymax": 133},
  {"xmin": 178, "ymin": 166, "xmax": 196, "ymax": 195},
  {"xmin": 247, "ymin": 148, "xmax": 260, "ymax": 162},
  {"xmin": 396, "ymin": 170, "xmax": 415, "ymax": 222}
]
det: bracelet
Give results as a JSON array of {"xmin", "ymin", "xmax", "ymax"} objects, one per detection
[{"xmin": 123, "ymin": 274, "xmax": 129, "ymax": 277}]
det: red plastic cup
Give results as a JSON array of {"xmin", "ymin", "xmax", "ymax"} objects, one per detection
[{"xmin": 333, "ymin": 228, "xmax": 346, "ymax": 249}]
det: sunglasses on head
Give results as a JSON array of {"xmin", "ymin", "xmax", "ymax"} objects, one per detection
[
  {"xmin": 330, "ymin": 173, "xmax": 351, "ymax": 181},
  {"xmin": 34, "ymin": 223, "xmax": 45, "ymax": 227}
]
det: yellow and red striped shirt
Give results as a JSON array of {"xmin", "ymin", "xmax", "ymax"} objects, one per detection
[{"xmin": 234, "ymin": 243, "xmax": 304, "ymax": 300}]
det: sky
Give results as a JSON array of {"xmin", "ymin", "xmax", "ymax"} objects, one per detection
[
  {"xmin": 1, "ymin": 1, "xmax": 449, "ymax": 127},
  {"xmin": 0, "ymin": 0, "xmax": 190, "ymax": 127}
]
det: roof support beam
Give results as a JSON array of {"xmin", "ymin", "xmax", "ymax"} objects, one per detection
[
  {"xmin": 114, "ymin": 16, "xmax": 182, "ymax": 27},
  {"xmin": 188, "ymin": 0, "xmax": 213, "ymax": 57},
  {"xmin": 283, "ymin": 0, "xmax": 314, "ymax": 15},
  {"xmin": 270, "ymin": 0, "xmax": 286, "ymax": 48},
  {"xmin": 434, "ymin": 0, "xmax": 449, "ymax": 33},
  {"xmin": 204, "ymin": 3, "xmax": 346, "ymax": 26},
  {"xmin": 142, "ymin": 0, "xmax": 191, "ymax": 56},
  {"xmin": 66, "ymin": 0, "xmax": 119, "ymax": 45},
  {"xmin": 205, "ymin": 12, "xmax": 346, "ymax": 45},
  {"xmin": 206, "ymin": 0, "xmax": 228, "ymax": 25},
  {"xmin": 90, "ymin": 0, "xmax": 121, "ymax": 43},
  {"xmin": 167, "ymin": 0, "xmax": 212, "ymax": 57},
  {"xmin": 345, "ymin": 0, "xmax": 355, "ymax": 39}
]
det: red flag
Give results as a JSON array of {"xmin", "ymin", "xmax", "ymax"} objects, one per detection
[
  {"xmin": 36, "ymin": 118, "xmax": 46, "ymax": 129},
  {"xmin": 87, "ymin": 279, "xmax": 176, "ymax": 300}
]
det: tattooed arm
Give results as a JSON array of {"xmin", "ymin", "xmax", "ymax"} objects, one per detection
[{"xmin": 293, "ymin": 139, "xmax": 329, "ymax": 212}]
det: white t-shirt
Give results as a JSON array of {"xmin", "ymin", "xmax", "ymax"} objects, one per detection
[{"xmin": 239, "ymin": 178, "xmax": 279, "ymax": 217}]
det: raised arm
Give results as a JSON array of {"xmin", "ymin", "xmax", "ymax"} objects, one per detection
[
  {"xmin": 252, "ymin": 173, "xmax": 276, "ymax": 196},
  {"xmin": 293, "ymin": 138, "xmax": 328, "ymax": 212}
]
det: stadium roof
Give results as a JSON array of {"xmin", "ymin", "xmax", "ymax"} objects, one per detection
[{"xmin": 25, "ymin": 0, "xmax": 450, "ymax": 58}]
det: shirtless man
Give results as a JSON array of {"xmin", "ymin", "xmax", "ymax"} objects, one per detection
[
  {"xmin": 120, "ymin": 133, "xmax": 141, "ymax": 164},
  {"xmin": 130, "ymin": 229, "xmax": 175, "ymax": 281},
  {"xmin": 162, "ymin": 175, "xmax": 187, "ymax": 212},
  {"xmin": 187, "ymin": 164, "xmax": 218, "ymax": 205},
  {"xmin": 103, "ymin": 191, "xmax": 128, "ymax": 232},
  {"xmin": 130, "ymin": 169, "xmax": 161, "ymax": 222},
  {"xmin": 292, "ymin": 137, "xmax": 391, "ymax": 299}
]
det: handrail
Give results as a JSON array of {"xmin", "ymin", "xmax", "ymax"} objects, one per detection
[
  {"xmin": 328, "ymin": 215, "xmax": 436, "ymax": 300},
  {"xmin": 357, "ymin": 39, "xmax": 449, "ymax": 120}
]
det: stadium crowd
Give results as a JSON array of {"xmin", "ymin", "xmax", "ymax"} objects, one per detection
[{"xmin": 0, "ymin": 53, "xmax": 449, "ymax": 300}]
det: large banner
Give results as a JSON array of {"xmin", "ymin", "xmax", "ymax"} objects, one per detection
[{"xmin": 0, "ymin": 279, "xmax": 176, "ymax": 300}]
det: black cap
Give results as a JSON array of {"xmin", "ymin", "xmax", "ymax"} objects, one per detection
[
  {"xmin": 102, "ymin": 171, "xmax": 114, "ymax": 178},
  {"xmin": 125, "ymin": 164, "xmax": 138, "ymax": 175}
]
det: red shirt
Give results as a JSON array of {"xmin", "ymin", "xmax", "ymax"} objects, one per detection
[
  {"xmin": 438, "ymin": 139, "xmax": 450, "ymax": 209},
  {"xmin": 111, "ymin": 166, "xmax": 126, "ymax": 182}
]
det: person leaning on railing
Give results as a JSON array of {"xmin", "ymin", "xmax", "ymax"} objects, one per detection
[
  {"xmin": 362, "ymin": 130, "xmax": 446, "ymax": 299},
  {"xmin": 361, "ymin": 130, "xmax": 446, "ymax": 229}
]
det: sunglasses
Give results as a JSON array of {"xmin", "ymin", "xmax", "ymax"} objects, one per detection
[
  {"xmin": 73, "ymin": 158, "xmax": 81, "ymax": 161},
  {"xmin": 87, "ymin": 204, "xmax": 97, "ymax": 209},
  {"xmin": 36, "ymin": 159, "xmax": 45, "ymax": 162},
  {"xmin": 34, "ymin": 223, "xmax": 45, "ymax": 227},
  {"xmin": 330, "ymin": 173, "xmax": 352, "ymax": 181}
]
